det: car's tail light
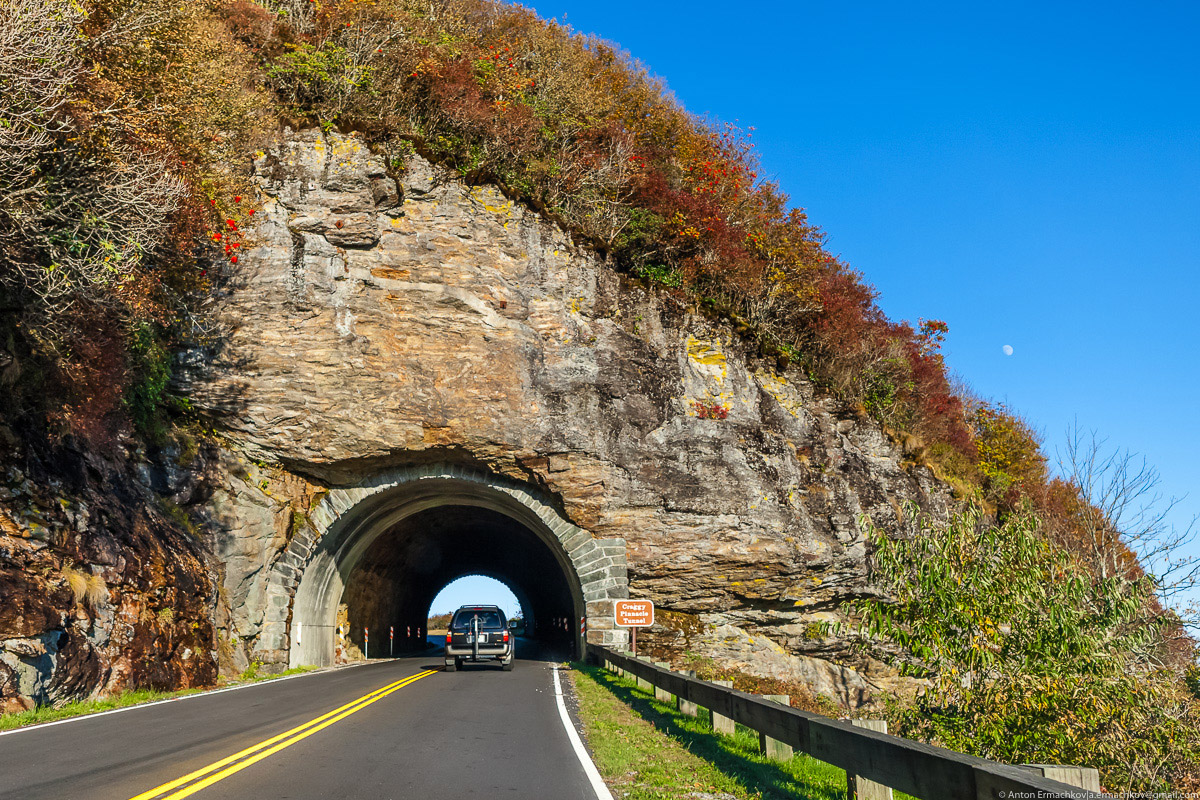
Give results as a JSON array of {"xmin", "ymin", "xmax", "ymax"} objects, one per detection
[
  {"xmin": 445, "ymin": 632, "xmax": 452, "ymax": 644},
  {"xmin": 503, "ymin": 629, "xmax": 509, "ymax": 643}
]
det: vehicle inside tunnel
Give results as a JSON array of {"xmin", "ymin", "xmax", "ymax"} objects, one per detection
[{"xmin": 335, "ymin": 504, "xmax": 581, "ymax": 659}]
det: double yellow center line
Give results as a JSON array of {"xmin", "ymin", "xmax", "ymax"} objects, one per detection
[{"xmin": 130, "ymin": 668, "xmax": 437, "ymax": 800}]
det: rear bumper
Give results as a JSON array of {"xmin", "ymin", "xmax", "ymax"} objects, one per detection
[{"xmin": 445, "ymin": 644, "xmax": 511, "ymax": 661}]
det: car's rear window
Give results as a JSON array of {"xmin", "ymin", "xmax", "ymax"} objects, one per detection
[{"xmin": 451, "ymin": 609, "xmax": 505, "ymax": 630}]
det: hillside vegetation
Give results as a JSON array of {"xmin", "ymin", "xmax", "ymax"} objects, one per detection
[{"xmin": 0, "ymin": 0, "xmax": 1195, "ymax": 790}]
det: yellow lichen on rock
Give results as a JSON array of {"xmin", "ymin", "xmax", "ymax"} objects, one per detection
[
  {"xmin": 755, "ymin": 368, "xmax": 805, "ymax": 418},
  {"xmin": 686, "ymin": 335, "xmax": 728, "ymax": 377}
]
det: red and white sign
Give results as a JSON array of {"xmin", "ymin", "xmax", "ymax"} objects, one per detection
[{"xmin": 614, "ymin": 600, "xmax": 654, "ymax": 627}]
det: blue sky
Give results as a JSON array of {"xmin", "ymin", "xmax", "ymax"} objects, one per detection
[
  {"xmin": 512, "ymin": 1, "xmax": 1199, "ymax": 599},
  {"xmin": 430, "ymin": 575, "xmax": 523, "ymax": 618}
]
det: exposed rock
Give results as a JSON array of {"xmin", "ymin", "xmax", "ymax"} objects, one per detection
[
  {"xmin": 179, "ymin": 127, "xmax": 952, "ymax": 705},
  {"xmin": 1, "ymin": 126, "xmax": 952, "ymax": 712},
  {"xmin": 0, "ymin": 438, "xmax": 218, "ymax": 712}
]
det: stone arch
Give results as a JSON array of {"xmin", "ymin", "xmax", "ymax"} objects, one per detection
[{"xmin": 250, "ymin": 464, "xmax": 628, "ymax": 668}]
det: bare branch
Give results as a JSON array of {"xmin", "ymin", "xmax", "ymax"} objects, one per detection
[{"xmin": 1057, "ymin": 420, "xmax": 1200, "ymax": 630}]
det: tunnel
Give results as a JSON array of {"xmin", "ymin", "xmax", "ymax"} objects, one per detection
[
  {"xmin": 282, "ymin": 467, "xmax": 628, "ymax": 668},
  {"xmin": 340, "ymin": 505, "xmax": 577, "ymax": 656}
]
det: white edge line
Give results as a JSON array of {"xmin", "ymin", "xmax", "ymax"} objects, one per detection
[
  {"xmin": 0, "ymin": 660, "xmax": 374, "ymax": 739},
  {"xmin": 552, "ymin": 665, "xmax": 615, "ymax": 800}
]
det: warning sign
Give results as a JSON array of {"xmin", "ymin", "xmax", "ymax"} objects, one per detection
[{"xmin": 614, "ymin": 600, "xmax": 654, "ymax": 627}]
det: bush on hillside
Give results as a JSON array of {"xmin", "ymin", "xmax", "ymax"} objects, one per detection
[
  {"xmin": 0, "ymin": 0, "xmax": 272, "ymax": 439},
  {"xmin": 849, "ymin": 504, "xmax": 1199, "ymax": 792}
]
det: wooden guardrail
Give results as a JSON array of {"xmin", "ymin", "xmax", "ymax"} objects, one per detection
[{"xmin": 589, "ymin": 645, "xmax": 1109, "ymax": 800}]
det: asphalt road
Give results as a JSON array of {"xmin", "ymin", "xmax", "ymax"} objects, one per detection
[{"xmin": 0, "ymin": 642, "xmax": 602, "ymax": 800}]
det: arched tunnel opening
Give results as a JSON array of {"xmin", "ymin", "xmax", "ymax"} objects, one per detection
[
  {"xmin": 285, "ymin": 472, "xmax": 616, "ymax": 669},
  {"xmin": 338, "ymin": 505, "xmax": 579, "ymax": 658}
]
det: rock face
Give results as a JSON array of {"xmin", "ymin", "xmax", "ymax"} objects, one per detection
[
  {"xmin": 0, "ymin": 126, "xmax": 953, "ymax": 712},
  {"xmin": 179, "ymin": 128, "xmax": 951, "ymax": 706},
  {"xmin": 0, "ymin": 439, "xmax": 217, "ymax": 713}
]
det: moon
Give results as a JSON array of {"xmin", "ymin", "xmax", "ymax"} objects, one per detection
[{"xmin": 1002, "ymin": 345, "xmax": 1014, "ymax": 356}]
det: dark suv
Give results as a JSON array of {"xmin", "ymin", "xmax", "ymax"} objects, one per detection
[{"xmin": 444, "ymin": 605, "xmax": 514, "ymax": 671}]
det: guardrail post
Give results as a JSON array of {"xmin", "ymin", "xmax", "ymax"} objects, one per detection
[
  {"xmin": 634, "ymin": 657, "xmax": 654, "ymax": 692},
  {"xmin": 1019, "ymin": 765, "xmax": 1102, "ymax": 792},
  {"xmin": 678, "ymin": 670, "xmax": 700, "ymax": 717},
  {"xmin": 758, "ymin": 695, "xmax": 793, "ymax": 761},
  {"xmin": 710, "ymin": 679, "xmax": 735, "ymax": 735},
  {"xmin": 653, "ymin": 662, "xmax": 675, "ymax": 703},
  {"xmin": 848, "ymin": 720, "xmax": 893, "ymax": 800}
]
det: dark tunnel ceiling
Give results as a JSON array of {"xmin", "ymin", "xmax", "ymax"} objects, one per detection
[{"xmin": 342, "ymin": 504, "xmax": 576, "ymax": 641}]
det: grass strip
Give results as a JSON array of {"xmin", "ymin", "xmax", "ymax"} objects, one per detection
[
  {"xmin": 570, "ymin": 662, "xmax": 849, "ymax": 799},
  {"xmin": 0, "ymin": 665, "xmax": 319, "ymax": 733}
]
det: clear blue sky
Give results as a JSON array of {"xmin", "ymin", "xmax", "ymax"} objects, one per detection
[
  {"xmin": 519, "ymin": 1, "xmax": 1200, "ymax": 601},
  {"xmin": 429, "ymin": 575, "xmax": 523, "ymax": 619}
]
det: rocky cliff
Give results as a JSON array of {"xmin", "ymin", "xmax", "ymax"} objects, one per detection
[
  {"xmin": 183, "ymin": 128, "xmax": 951, "ymax": 704},
  {"xmin": 0, "ymin": 127, "xmax": 953, "ymax": 713},
  {"xmin": 0, "ymin": 436, "xmax": 216, "ymax": 713}
]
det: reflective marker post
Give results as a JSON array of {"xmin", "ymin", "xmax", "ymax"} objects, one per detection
[
  {"xmin": 364, "ymin": 627, "xmax": 369, "ymax": 660},
  {"xmin": 390, "ymin": 626, "xmax": 394, "ymax": 657}
]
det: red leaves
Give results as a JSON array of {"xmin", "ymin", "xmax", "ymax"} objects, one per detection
[{"xmin": 692, "ymin": 401, "xmax": 729, "ymax": 420}]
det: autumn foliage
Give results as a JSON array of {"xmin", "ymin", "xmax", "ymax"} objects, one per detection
[
  {"xmin": 0, "ymin": 0, "xmax": 1171, "ymax": 557},
  {"xmin": 0, "ymin": 0, "xmax": 1178, "ymax": 569}
]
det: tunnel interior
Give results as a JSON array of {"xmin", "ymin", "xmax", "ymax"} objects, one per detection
[{"xmin": 338, "ymin": 505, "xmax": 579, "ymax": 656}]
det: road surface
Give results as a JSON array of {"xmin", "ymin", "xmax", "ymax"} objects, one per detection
[{"xmin": 0, "ymin": 643, "xmax": 604, "ymax": 800}]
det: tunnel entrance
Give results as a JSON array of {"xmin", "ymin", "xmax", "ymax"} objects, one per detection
[
  {"xmin": 275, "ymin": 466, "xmax": 629, "ymax": 668},
  {"xmin": 340, "ymin": 505, "xmax": 578, "ymax": 657}
]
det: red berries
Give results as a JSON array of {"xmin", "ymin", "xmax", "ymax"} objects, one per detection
[{"xmin": 230, "ymin": 255, "xmax": 238, "ymax": 264}]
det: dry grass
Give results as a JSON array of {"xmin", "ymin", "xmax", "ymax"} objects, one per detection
[{"xmin": 60, "ymin": 565, "xmax": 107, "ymax": 609}]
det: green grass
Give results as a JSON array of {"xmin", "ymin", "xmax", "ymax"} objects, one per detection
[
  {"xmin": 239, "ymin": 664, "xmax": 318, "ymax": 683},
  {"xmin": 0, "ymin": 687, "xmax": 200, "ymax": 733},
  {"xmin": 570, "ymin": 662, "xmax": 851, "ymax": 800},
  {"xmin": 0, "ymin": 665, "xmax": 320, "ymax": 733}
]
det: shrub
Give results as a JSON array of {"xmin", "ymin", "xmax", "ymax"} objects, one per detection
[
  {"xmin": 971, "ymin": 404, "xmax": 1047, "ymax": 512},
  {"xmin": 1, "ymin": 0, "xmax": 273, "ymax": 438},
  {"xmin": 849, "ymin": 504, "xmax": 1200, "ymax": 792}
]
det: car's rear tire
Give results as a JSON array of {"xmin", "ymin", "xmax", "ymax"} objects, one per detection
[
  {"xmin": 501, "ymin": 655, "xmax": 514, "ymax": 671},
  {"xmin": 444, "ymin": 659, "xmax": 456, "ymax": 672},
  {"xmin": 455, "ymin": 657, "xmax": 464, "ymax": 670}
]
